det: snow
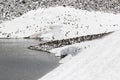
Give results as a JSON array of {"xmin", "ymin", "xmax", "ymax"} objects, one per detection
[
  {"xmin": 50, "ymin": 40, "xmax": 95, "ymax": 56},
  {"xmin": 0, "ymin": 6, "xmax": 120, "ymax": 39},
  {"xmin": 1, "ymin": 6, "xmax": 120, "ymax": 79},
  {"xmin": 49, "ymin": 39, "xmax": 98, "ymax": 63},
  {"xmin": 38, "ymin": 30, "xmax": 120, "ymax": 80}
]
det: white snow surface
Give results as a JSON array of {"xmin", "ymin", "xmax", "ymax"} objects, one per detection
[
  {"xmin": 0, "ymin": 6, "xmax": 120, "ymax": 39},
  {"xmin": 50, "ymin": 40, "xmax": 96, "ymax": 63},
  {"xmin": 38, "ymin": 30, "xmax": 120, "ymax": 80},
  {"xmin": 50, "ymin": 40, "xmax": 95, "ymax": 56}
]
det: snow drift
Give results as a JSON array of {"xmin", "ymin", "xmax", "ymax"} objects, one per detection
[
  {"xmin": 0, "ymin": 6, "xmax": 120, "ymax": 39},
  {"xmin": 38, "ymin": 30, "xmax": 120, "ymax": 80}
]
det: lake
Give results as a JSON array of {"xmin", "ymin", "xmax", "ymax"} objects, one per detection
[{"xmin": 0, "ymin": 39, "xmax": 59, "ymax": 80}]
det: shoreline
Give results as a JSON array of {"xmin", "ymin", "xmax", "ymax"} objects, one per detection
[{"xmin": 28, "ymin": 32, "xmax": 113, "ymax": 53}]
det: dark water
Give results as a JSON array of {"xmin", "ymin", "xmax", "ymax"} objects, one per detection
[{"xmin": 0, "ymin": 39, "xmax": 59, "ymax": 80}]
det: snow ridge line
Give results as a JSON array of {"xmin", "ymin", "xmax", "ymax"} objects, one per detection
[{"xmin": 28, "ymin": 31, "xmax": 113, "ymax": 53}]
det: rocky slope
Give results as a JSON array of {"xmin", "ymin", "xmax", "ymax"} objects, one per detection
[
  {"xmin": 0, "ymin": 6, "xmax": 120, "ymax": 39},
  {"xmin": 1, "ymin": 0, "xmax": 120, "ymax": 23}
]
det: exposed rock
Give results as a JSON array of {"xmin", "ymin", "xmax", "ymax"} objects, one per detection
[{"xmin": 28, "ymin": 32, "xmax": 113, "ymax": 54}]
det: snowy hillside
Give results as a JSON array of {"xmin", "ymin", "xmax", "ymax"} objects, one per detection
[
  {"xmin": 38, "ymin": 30, "xmax": 120, "ymax": 80},
  {"xmin": 0, "ymin": 6, "xmax": 120, "ymax": 39}
]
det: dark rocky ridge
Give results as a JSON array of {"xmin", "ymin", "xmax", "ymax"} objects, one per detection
[
  {"xmin": 1, "ymin": 0, "xmax": 120, "ymax": 23},
  {"xmin": 28, "ymin": 32, "xmax": 113, "ymax": 52}
]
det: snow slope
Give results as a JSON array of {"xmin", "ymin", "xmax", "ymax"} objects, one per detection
[
  {"xmin": 0, "ymin": 6, "xmax": 120, "ymax": 39},
  {"xmin": 38, "ymin": 30, "xmax": 120, "ymax": 80}
]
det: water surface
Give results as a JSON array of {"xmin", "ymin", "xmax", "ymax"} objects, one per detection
[{"xmin": 0, "ymin": 39, "xmax": 59, "ymax": 80}]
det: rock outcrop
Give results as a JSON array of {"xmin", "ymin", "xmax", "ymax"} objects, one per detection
[{"xmin": 28, "ymin": 32, "xmax": 112, "ymax": 53}]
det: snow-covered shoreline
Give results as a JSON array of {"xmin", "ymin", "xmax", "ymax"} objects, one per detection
[
  {"xmin": 28, "ymin": 32, "xmax": 112, "ymax": 56},
  {"xmin": 38, "ymin": 30, "xmax": 120, "ymax": 80}
]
